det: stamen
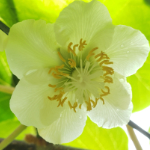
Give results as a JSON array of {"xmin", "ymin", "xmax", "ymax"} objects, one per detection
[
  {"xmin": 48, "ymin": 84, "xmax": 56, "ymax": 88},
  {"xmin": 73, "ymin": 44, "xmax": 78, "ymax": 52},
  {"xmin": 58, "ymin": 52, "xmax": 66, "ymax": 62},
  {"xmin": 102, "ymin": 66, "xmax": 114, "ymax": 76},
  {"xmin": 85, "ymin": 99, "xmax": 92, "ymax": 111},
  {"xmin": 52, "ymin": 72, "xmax": 61, "ymax": 79},
  {"xmin": 90, "ymin": 98, "xmax": 99, "ymax": 108},
  {"xmin": 103, "ymin": 76, "xmax": 113, "ymax": 83},
  {"xmin": 101, "ymin": 86, "xmax": 110, "ymax": 95},
  {"xmin": 48, "ymin": 67, "xmax": 55, "ymax": 74},
  {"xmin": 86, "ymin": 47, "xmax": 98, "ymax": 60},
  {"xmin": 68, "ymin": 58, "xmax": 76, "ymax": 68},
  {"xmin": 68, "ymin": 42, "xmax": 76, "ymax": 56},
  {"xmin": 54, "ymin": 87, "xmax": 64, "ymax": 92},
  {"xmin": 68, "ymin": 101, "xmax": 78, "ymax": 112},
  {"xmin": 79, "ymin": 104, "xmax": 82, "ymax": 109},
  {"xmin": 57, "ymin": 97, "xmax": 67, "ymax": 107},
  {"xmin": 99, "ymin": 60, "xmax": 113, "ymax": 67},
  {"xmin": 79, "ymin": 39, "xmax": 87, "ymax": 51},
  {"xmin": 55, "ymin": 64, "xmax": 64, "ymax": 69},
  {"xmin": 95, "ymin": 51, "xmax": 109, "ymax": 62},
  {"xmin": 100, "ymin": 97, "xmax": 105, "ymax": 104}
]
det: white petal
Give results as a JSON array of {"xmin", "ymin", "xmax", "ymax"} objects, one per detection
[
  {"xmin": 88, "ymin": 73, "xmax": 133, "ymax": 128},
  {"xmin": 10, "ymin": 68, "xmax": 64, "ymax": 128},
  {"xmin": 0, "ymin": 30, "xmax": 7, "ymax": 51},
  {"xmin": 88, "ymin": 101, "xmax": 133, "ymax": 128},
  {"xmin": 54, "ymin": 0, "xmax": 112, "ymax": 47},
  {"xmin": 38, "ymin": 107, "xmax": 87, "ymax": 144},
  {"xmin": 5, "ymin": 19, "xmax": 61, "ymax": 79},
  {"xmin": 105, "ymin": 73, "xmax": 132, "ymax": 110},
  {"xmin": 106, "ymin": 25, "xmax": 150, "ymax": 77}
]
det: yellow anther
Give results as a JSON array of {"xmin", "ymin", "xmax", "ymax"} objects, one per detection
[
  {"xmin": 48, "ymin": 67, "xmax": 55, "ymax": 74},
  {"xmin": 68, "ymin": 101, "xmax": 78, "ymax": 112},
  {"xmin": 68, "ymin": 58, "xmax": 76, "ymax": 68},
  {"xmin": 57, "ymin": 97, "xmax": 67, "ymax": 107},
  {"xmin": 52, "ymin": 72, "xmax": 61, "ymax": 79},
  {"xmin": 48, "ymin": 84, "xmax": 56, "ymax": 88},
  {"xmin": 55, "ymin": 64, "xmax": 64, "ymax": 69},
  {"xmin": 86, "ymin": 47, "xmax": 98, "ymax": 60},
  {"xmin": 85, "ymin": 99, "xmax": 92, "ymax": 111},
  {"xmin": 95, "ymin": 51, "xmax": 109, "ymax": 62},
  {"xmin": 73, "ymin": 44, "xmax": 78, "ymax": 52},
  {"xmin": 103, "ymin": 76, "xmax": 113, "ymax": 83},
  {"xmin": 101, "ymin": 86, "xmax": 110, "ymax": 95},
  {"xmin": 58, "ymin": 52, "xmax": 66, "ymax": 62},
  {"xmin": 48, "ymin": 95, "xmax": 58, "ymax": 100},
  {"xmin": 68, "ymin": 42, "xmax": 76, "ymax": 56},
  {"xmin": 102, "ymin": 66, "xmax": 114, "ymax": 76},
  {"xmin": 79, "ymin": 39, "xmax": 87, "ymax": 51},
  {"xmin": 99, "ymin": 60, "xmax": 113, "ymax": 67},
  {"xmin": 90, "ymin": 98, "xmax": 99, "ymax": 108},
  {"xmin": 100, "ymin": 97, "xmax": 105, "ymax": 104},
  {"xmin": 79, "ymin": 104, "xmax": 82, "ymax": 109},
  {"xmin": 54, "ymin": 87, "xmax": 64, "ymax": 92}
]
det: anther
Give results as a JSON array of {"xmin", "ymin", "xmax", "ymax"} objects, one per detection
[
  {"xmin": 99, "ymin": 60, "xmax": 113, "ymax": 67},
  {"xmin": 68, "ymin": 58, "xmax": 76, "ymax": 68},
  {"xmin": 95, "ymin": 51, "xmax": 109, "ymax": 62},
  {"xmin": 52, "ymin": 72, "xmax": 61, "ymax": 79},
  {"xmin": 79, "ymin": 104, "xmax": 82, "ymax": 109},
  {"xmin": 102, "ymin": 66, "xmax": 114, "ymax": 76},
  {"xmin": 68, "ymin": 42, "xmax": 76, "ymax": 56},
  {"xmin": 101, "ymin": 86, "xmax": 110, "ymax": 95},
  {"xmin": 103, "ymin": 76, "xmax": 113, "ymax": 83},
  {"xmin": 58, "ymin": 52, "xmax": 66, "ymax": 62},
  {"xmin": 48, "ymin": 84, "xmax": 56, "ymax": 88},
  {"xmin": 86, "ymin": 47, "xmax": 98, "ymax": 60},
  {"xmin": 85, "ymin": 99, "xmax": 92, "ymax": 111},
  {"xmin": 79, "ymin": 39, "xmax": 87, "ymax": 51},
  {"xmin": 68, "ymin": 101, "xmax": 78, "ymax": 112}
]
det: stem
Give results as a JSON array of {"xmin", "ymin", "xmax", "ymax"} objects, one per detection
[
  {"xmin": 0, "ymin": 85, "xmax": 14, "ymax": 94},
  {"xmin": 126, "ymin": 125, "xmax": 142, "ymax": 150},
  {"xmin": 0, "ymin": 124, "xmax": 27, "ymax": 150},
  {"xmin": 0, "ymin": 21, "xmax": 10, "ymax": 35}
]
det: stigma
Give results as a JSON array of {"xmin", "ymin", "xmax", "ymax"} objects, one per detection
[{"xmin": 47, "ymin": 39, "xmax": 114, "ymax": 113}]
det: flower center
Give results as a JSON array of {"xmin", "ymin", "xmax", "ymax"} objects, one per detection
[{"xmin": 47, "ymin": 39, "xmax": 114, "ymax": 112}]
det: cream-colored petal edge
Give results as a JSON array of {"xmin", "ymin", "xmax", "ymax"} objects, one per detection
[
  {"xmin": 10, "ymin": 68, "xmax": 64, "ymax": 128},
  {"xmin": 88, "ymin": 100, "xmax": 133, "ymax": 128},
  {"xmin": 38, "ymin": 106, "xmax": 87, "ymax": 144},
  {"xmin": 106, "ymin": 25, "xmax": 150, "ymax": 77},
  {"xmin": 5, "ymin": 19, "xmax": 61, "ymax": 79},
  {"xmin": 54, "ymin": 0, "xmax": 112, "ymax": 48}
]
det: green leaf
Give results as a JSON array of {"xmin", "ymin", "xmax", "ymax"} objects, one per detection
[
  {"xmin": 64, "ymin": 118, "xmax": 128, "ymax": 150},
  {"xmin": 0, "ymin": 118, "xmax": 35, "ymax": 140},
  {"xmin": 0, "ymin": 0, "xmax": 18, "ymax": 27},
  {"xmin": 0, "ymin": 51, "xmax": 15, "ymax": 122}
]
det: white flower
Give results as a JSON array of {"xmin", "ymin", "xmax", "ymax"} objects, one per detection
[{"xmin": 4, "ymin": 0, "xmax": 149, "ymax": 144}]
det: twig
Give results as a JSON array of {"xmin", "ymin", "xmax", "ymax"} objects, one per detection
[
  {"xmin": 0, "ymin": 85, "xmax": 14, "ymax": 94},
  {"xmin": 128, "ymin": 120, "xmax": 150, "ymax": 139},
  {"xmin": 0, "ymin": 125, "xmax": 27, "ymax": 150},
  {"xmin": 126, "ymin": 125, "xmax": 142, "ymax": 150},
  {"xmin": 0, "ymin": 21, "xmax": 9, "ymax": 35}
]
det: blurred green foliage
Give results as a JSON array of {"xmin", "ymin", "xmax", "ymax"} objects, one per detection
[{"xmin": 0, "ymin": 0, "xmax": 150, "ymax": 149}]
